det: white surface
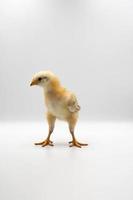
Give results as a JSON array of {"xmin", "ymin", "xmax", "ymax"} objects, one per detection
[
  {"xmin": 0, "ymin": 121, "xmax": 133, "ymax": 200},
  {"xmin": 0, "ymin": 0, "xmax": 133, "ymax": 121}
]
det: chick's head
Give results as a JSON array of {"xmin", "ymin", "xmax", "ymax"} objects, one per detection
[{"xmin": 30, "ymin": 71, "xmax": 60, "ymax": 89}]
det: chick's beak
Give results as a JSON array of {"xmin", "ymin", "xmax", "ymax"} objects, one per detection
[{"xmin": 30, "ymin": 79, "xmax": 37, "ymax": 86}]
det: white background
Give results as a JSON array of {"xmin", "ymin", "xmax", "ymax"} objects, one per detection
[
  {"xmin": 0, "ymin": 1, "xmax": 133, "ymax": 200},
  {"xmin": 0, "ymin": 0, "xmax": 133, "ymax": 121}
]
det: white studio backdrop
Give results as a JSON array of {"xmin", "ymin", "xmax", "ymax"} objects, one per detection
[{"xmin": 0, "ymin": 0, "xmax": 133, "ymax": 121}]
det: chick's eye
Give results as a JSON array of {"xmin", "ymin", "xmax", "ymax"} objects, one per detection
[{"xmin": 38, "ymin": 77, "xmax": 42, "ymax": 81}]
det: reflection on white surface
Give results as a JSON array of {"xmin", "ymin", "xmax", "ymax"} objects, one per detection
[{"xmin": 0, "ymin": 121, "xmax": 133, "ymax": 200}]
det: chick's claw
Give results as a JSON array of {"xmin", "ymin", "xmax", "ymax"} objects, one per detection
[
  {"xmin": 69, "ymin": 141, "xmax": 82, "ymax": 148},
  {"xmin": 42, "ymin": 140, "xmax": 54, "ymax": 147},
  {"xmin": 77, "ymin": 142, "xmax": 88, "ymax": 146},
  {"xmin": 69, "ymin": 140, "xmax": 88, "ymax": 147},
  {"xmin": 34, "ymin": 141, "xmax": 44, "ymax": 145},
  {"xmin": 35, "ymin": 139, "xmax": 54, "ymax": 147}
]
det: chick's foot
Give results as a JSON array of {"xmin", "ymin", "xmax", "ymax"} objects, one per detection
[
  {"xmin": 35, "ymin": 139, "xmax": 53, "ymax": 147},
  {"xmin": 69, "ymin": 140, "xmax": 88, "ymax": 148}
]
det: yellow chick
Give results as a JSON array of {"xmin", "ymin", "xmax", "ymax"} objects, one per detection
[{"xmin": 30, "ymin": 71, "xmax": 88, "ymax": 148}]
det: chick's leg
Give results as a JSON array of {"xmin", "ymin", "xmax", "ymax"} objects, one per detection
[
  {"xmin": 35, "ymin": 113, "xmax": 56, "ymax": 147},
  {"xmin": 68, "ymin": 116, "xmax": 88, "ymax": 148}
]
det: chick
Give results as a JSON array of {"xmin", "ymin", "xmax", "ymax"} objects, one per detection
[{"xmin": 30, "ymin": 71, "xmax": 88, "ymax": 148}]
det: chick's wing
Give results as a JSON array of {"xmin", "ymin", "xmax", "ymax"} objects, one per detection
[{"xmin": 67, "ymin": 93, "xmax": 80, "ymax": 113}]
